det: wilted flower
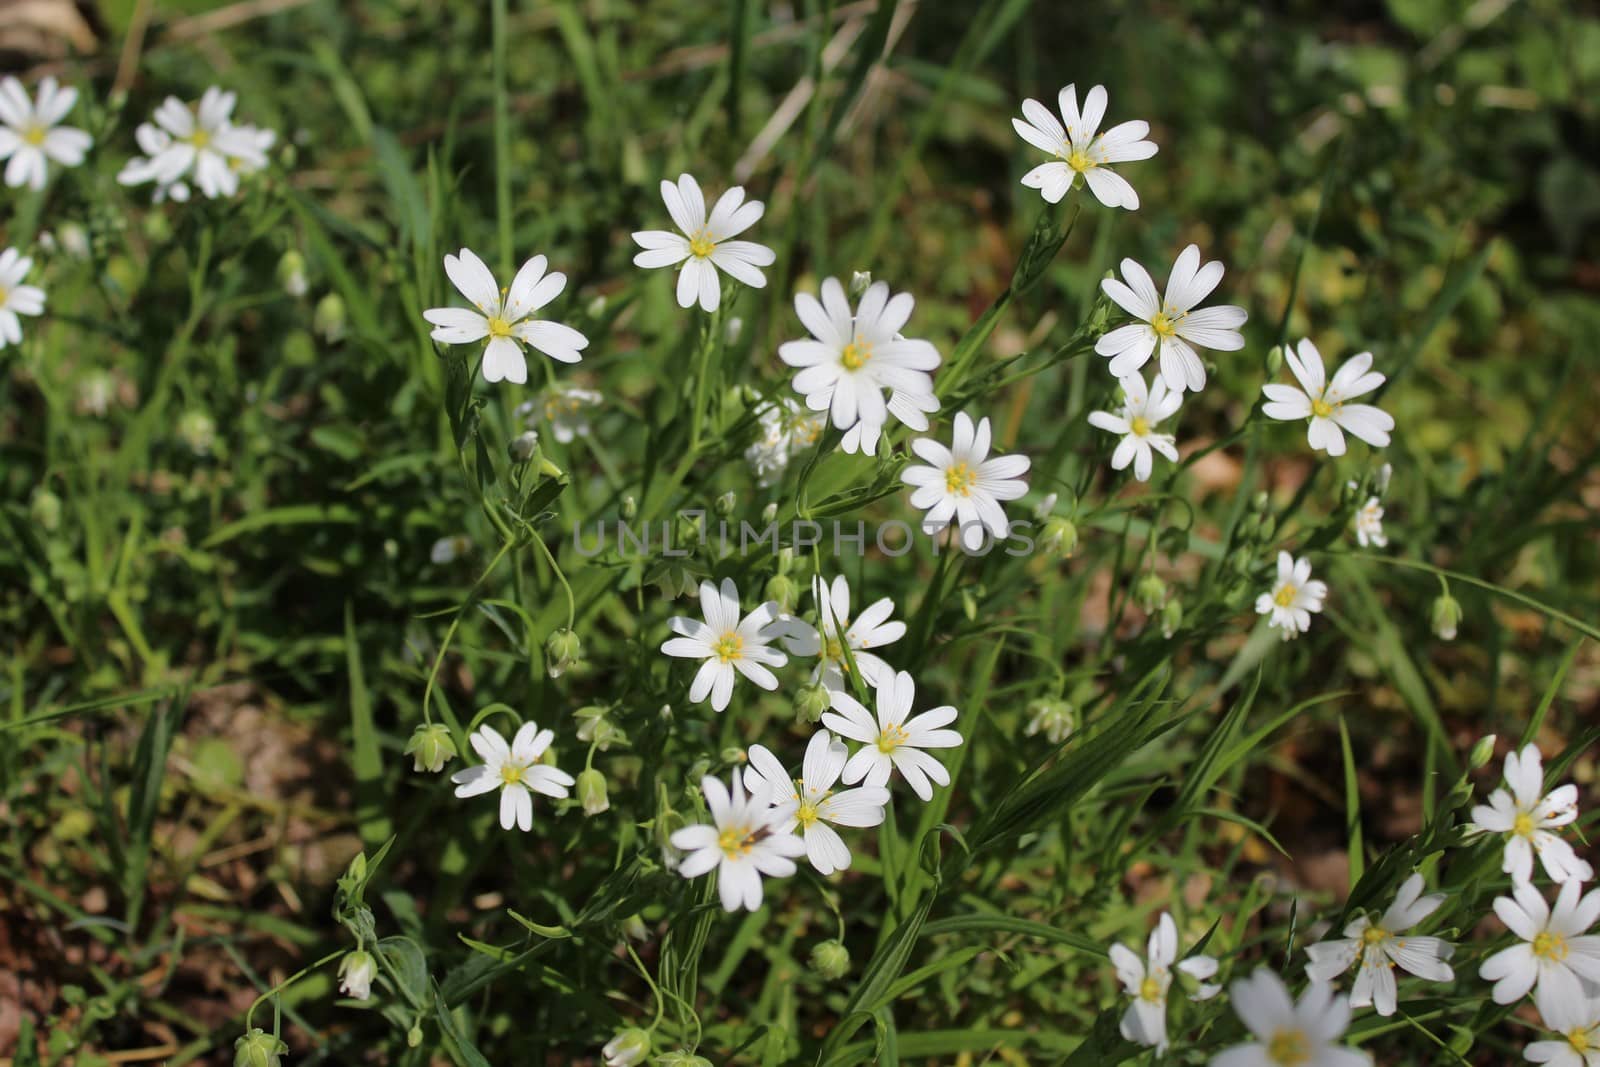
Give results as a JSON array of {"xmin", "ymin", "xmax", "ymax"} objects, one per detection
[{"xmin": 403, "ymin": 723, "xmax": 457, "ymax": 773}]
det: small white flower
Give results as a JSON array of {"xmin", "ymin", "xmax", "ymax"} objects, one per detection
[
  {"xmin": 601, "ymin": 1029, "xmax": 651, "ymax": 1067},
  {"xmin": 430, "ymin": 535, "xmax": 470, "ymax": 564},
  {"xmin": 1351, "ymin": 494, "xmax": 1386, "ymax": 548},
  {"xmin": 1254, "ymin": 551, "xmax": 1327, "ymax": 639},
  {"xmin": 0, "ymin": 76, "xmax": 92, "ymax": 190},
  {"xmin": 1096, "ymin": 245, "xmax": 1247, "ymax": 393},
  {"xmin": 1481, "ymin": 881, "xmax": 1600, "ymax": 1020},
  {"xmin": 423, "ymin": 248, "xmax": 589, "ymax": 384},
  {"xmin": 450, "ymin": 723, "xmax": 575, "ymax": 832},
  {"xmin": 1526, "ymin": 990, "xmax": 1600, "ymax": 1067},
  {"xmin": 670, "ymin": 772, "xmax": 806, "ymax": 912},
  {"xmin": 779, "ymin": 278, "xmax": 941, "ymax": 455},
  {"xmin": 660, "ymin": 578, "xmax": 788, "ymax": 712},
  {"xmin": 1087, "ymin": 372, "xmax": 1182, "ymax": 482},
  {"xmin": 774, "ymin": 575, "xmax": 905, "ymax": 695},
  {"xmin": 0, "ymin": 247, "xmax": 46, "ymax": 349},
  {"xmin": 1110, "ymin": 912, "xmax": 1221, "ymax": 1052},
  {"xmin": 1304, "ymin": 873, "xmax": 1455, "ymax": 1016},
  {"xmin": 744, "ymin": 397, "xmax": 826, "ymax": 486},
  {"xmin": 901, "ymin": 412, "xmax": 1030, "ymax": 551},
  {"xmin": 632, "ymin": 173, "xmax": 775, "ymax": 312},
  {"xmin": 1012, "ymin": 83, "xmax": 1157, "ymax": 210},
  {"xmin": 518, "ymin": 384, "xmax": 603, "ymax": 443},
  {"xmin": 1469, "ymin": 743, "xmax": 1593, "ymax": 886},
  {"xmin": 1210, "ymin": 968, "xmax": 1370, "ymax": 1067},
  {"xmin": 743, "ymin": 730, "xmax": 890, "ymax": 876},
  {"xmin": 822, "ymin": 670, "xmax": 962, "ymax": 802},
  {"xmin": 337, "ymin": 950, "xmax": 377, "ymax": 1001},
  {"xmin": 1262, "ymin": 339, "xmax": 1394, "ymax": 456},
  {"xmin": 116, "ymin": 88, "xmax": 272, "ymax": 200}
]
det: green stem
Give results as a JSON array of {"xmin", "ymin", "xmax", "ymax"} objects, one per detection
[
  {"xmin": 531, "ymin": 531, "xmax": 577, "ymax": 630},
  {"xmin": 422, "ymin": 539, "xmax": 516, "ymax": 723}
]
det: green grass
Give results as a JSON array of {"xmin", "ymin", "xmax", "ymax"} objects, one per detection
[{"xmin": 3, "ymin": 1, "xmax": 1599, "ymax": 1065}]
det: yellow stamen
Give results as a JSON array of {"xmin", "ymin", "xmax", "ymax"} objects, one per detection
[
  {"xmin": 1361, "ymin": 925, "xmax": 1387, "ymax": 946},
  {"xmin": 1129, "ymin": 416, "xmax": 1151, "ymax": 437},
  {"xmin": 713, "ymin": 632, "xmax": 744, "ymax": 664},
  {"xmin": 1266, "ymin": 1029, "xmax": 1310, "ymax": 1065},
  {"xmin": 796, "ymin": 801, "xmax": 820, "ymax": 828},
  {"xmin": 824, "ymin": 637, "xmax": 848, "ymax": 668},
  {"xmin": 1138, "ymin": 976, "xmax": 1163, "ymax": 1002},
  {"xmin": 1274, "ymin": 584, "xmax": 1298, "ymax": 608},
  {"xmin": 876, "ymin": 724, "xmax": 909, "ymax": 754},
  {"xmin": 190, "ymin": 128, "xmax": 211, "ymax": 150},
  {"xmin": 1150, "ymin": 312, "xmax": 1178, "ymax": 339},
  {"xmin": 486, "ymin": 316, "xmax": 513, "ymax": 339},
  {"xmin": 718, "ymin": 826, "xmax": 751, "ymax": 858},
  {"xmin": 1064, "ymin": 147, "xmax": 1095, "ymax": 172},
  {"xmin": 1311, "ymin": 397, "xmax": 1335, "ymax": 418},
  {"xmin": 1533, "ymin": 932, "xmax": 1569, "ymax": 962},
  {"xmin": 840, "ymin": 339, "xmax": 872, "ymax": 370},
  {"xmin": 1512, "ymin": 812, "xmax": 1536, "ymax": 838},
  {"xmin": 499, "ymin": 762, "xmax": 526, "ymax": 786},
  {"xmin": 689, "ymin": 232, "xmax": 716, "ymax": 258},
  {"xmin": 1570, "ymin": 1028, "xmax": 1592, "ymax": 1053},
  {"xmin": 945, "ymin": 461, "xmax": 975, "ymax": 497},
  {"xmin": 23, "ymin": 124, "xmax": 46, "ymax": 147}
]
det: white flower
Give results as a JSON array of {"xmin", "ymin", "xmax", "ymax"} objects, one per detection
[
  {"xmin": 1481, "ymin": 881, "xmax": 1600, "ymax": 1020},
  {"xmin": 430, "ymin": 535, "xmax": 470, "ymax": 564},
  {"xmin": 1526, "ymin": 991, "xmax": 1600, "ymax": 1067},
  {"xmin": 1210, "ymin": 968, "xmax": 1370, "ymax": 1067},
  {"xmin": 901, "ymin": 412, "xmax": 1030, "ymax": 551},
  {"xmin": 632, "ymin": 174, "xmax": 775, "ymax": 312},
  {"xmin": 1012, "ymin": 83, "xmax": 1157, "ymax": 210},
  {"xmin": 0, "ymin": 248, "xmax": 46, "ymax": 348},
  {"xmin": 1096, "ymin": 246, "xmax": 1246, "ymax": 393},
  {"xmin": 821, "ymin": 669, "xmax": 962, "ymax": 802},
  {"xmin": 660, "ymin": 578, "xmax": 788, "ymax": 712},
  {"xmin": 669, "ymin": 772, "xmax": 805, "ymax": 912},
  {"xmin": 423, "ymin": 248, "xmax": 589, "ymax": 384},
  {"xmin": 744, "ymin": 397, "xmax": 826, "ymax": 486},
  {"xmin": 1254, "ymin": 551, "xmax": 1326, "ymax": 639},
  {"xmin": 0, "ymin": 76, "xmax": 92, "ymax": 190},
  {"xmin": 337, "ymin": 950, "xmax": 377, "ymax": 1001},
  {"xmin": 779, "ymin": 278, "xmax": 941, "ymax": 454},
  {"xmin": 743, "ymin": 730, "xmax": 890, "ymax": 876},
  {"xmin": 1087, "ymin": 372, "xmax": 1183, "ymax": 482},
  {"xmin": 1351, "ymin": 494, "xmax": 1386, "ymax": 548},
  {"xmin": 774, "ymin": 575, "xmax": 905, "ymax": 695},
  {"xmin": 519, "ymin": 385, "xmax": 603, "ymax": 443},
  {"xmin": 450, "ymin": 723, "xmax": 575, "ymax": 832},
  {"xmin": 1469, "ymin": 743, "xmax": 1593, "ymax": 886},
  {"xmin": 1110, "ymin": 912, "xmax": 1221, "ymax": 1052},
  {"xmin": 1262, "ymin": 339, "xmax": 1394, "ymax": 456},
  {"xmin": 1303, "ymin": 873, "xmax": 1456, "ymax": 1016},
  {"xmin": 601, "ymin": 1029, "xmax": 651, "ymax": 1067},
  {"xmin": 116, "ymin": 88, "xmax": 271, "ymax": 200}
]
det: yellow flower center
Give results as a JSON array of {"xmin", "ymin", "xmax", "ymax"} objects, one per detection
[
  {"xmin": 876, "ymin": 724, "xmax": 909, "ymax": 754},
  {"xmin": 1274, "ymin": 584, "xmax": 1298, "ymax": 608},
  {"xmin": 840, "ymin": 339, "xmax": 873, "ymax": 370},
  {"xmin": 0, "ymin": 287, "xmax": 9, "ymax": 305},
  {"xmin": 689, "ymin": 232, "xmax": 716, "ymax": 258},
  {"xmin": 1266, "ymin": 1029, "xmax": 1310, "ymax": 1066},
  {"xmin": 190, "ymin": 128, "xmax": 211, "ymax": 150},
  {"xmin": 486, "ymin": 316, "xmax": 514, "ymax": 338},
  {"xmin": 499, "ymin": 761, "xmax": 526, "ymax": 786},
  {"xmin": 1129, "ymin": 416, "xmax": 1151, "ymax": 437},
  {"xmin": 718, "ymin": 825, "xmax": 754, "ymax": 858},
  {"xmin": 1570, "ymin": 1028, "xmax": 1592, "ymax": 1053},
  {"xmin": 945, "ymin": 461, "xmax": 975, "ymax": 497},
  {"xmin": 1064, "ymin": 147, "xmax": 1095, "ymax": 172},
  {"xmin": 1533, "ymin": 932, "xmax": 1569, "ymax": 961},
  {"xmin": 796, "ymin": 801, "xmax": 820, "ymax": 827},
  {"xmin": 1138, "ymin": 976, "xmax": 1163, "ymax": 1002},
  {"xmin": 1150, "ymin": 312, "xmax": 1178, "ymax": 338},
  {"xmin": 824, "ymin": 637, "xmax": 849, "ymax": 667},
  {"xmin": 1361, "ymin": 925, "xmax": 1387, "ymax": 946},
  {"xmin": 23, "ymin": 124, "xmax": 46, "ymax": 147},
  {"xmin": 1311, "ymin": 397, "xmax": 1335, "ymax": 418},
  {"xmin": 1512, "ymin": 812, "xmax": 1536, "ymax": 838},
  {"xmin": 713, "ymin": 631, "xmax": 744, "ymax": 663}
]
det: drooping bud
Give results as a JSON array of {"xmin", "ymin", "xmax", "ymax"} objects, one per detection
[
  {"xmin": 30, "ymin": 488, "xmax": 62, "ymax": 532},
  {"xmin": 849, "ymin": 271, "xmax": 872, "ymax": 297},
  {"xmin": 234, "ymin": 1029, "xmax": 289, "ymax": 1067},
  {"xmin": 574, "ymin": 706, "xmax": 626, "ymax": 750},
  {"xmin": 1040, "ymin": 516, "xmax": 1078, "ymax": 558},
  {"xmin": 314, "ymin": 292, "xmax": 347, "ymax": 343},
  {"xmin": 809, "ymin": 939, "xmax": 851, "ymax": 979},
  {"xmin": 761, "ymin": 501, "xmax": 778, "ymax": 523},
  {"xmin": 602, "ymin": 1028, "xmax": 652, "ymax": 1067},
  {"xmin": 621, "ymin": 494, "xmax": 638, "ymax": 521},
  {"xmin": 1265, "ymin": 345, "xmax": 1283, "ymax": 376},
  {"xmin": 1024, "ymin": 698, "xmax": 1075, "ymax": 744},
  {"xmin": 655, "ymin": 1052, "xmax": 712, "ymax": 1067},
  {"xmin": 576, "ymin": 769, "xmax": 610, "ymax": 816},
  {"xmin": 714, "ymin": 491, "xmax": 736, "ymax": 517},
  {"xmin": 1469, "ymin": 734, "xmax": 1498, "ymax": 771},
  {"xmin": 403, "ymin": 723, "xmax": 457, "ymax": 773},
  {"xmin": 1134, "ymin": 572, "xmax": 1166, "ymax": 614},
  {"xmin": 178, "ymin": 409, "xmax": 217, "ymax": 456},
  {"xmin": 545, "ymin": 628, "xmax": 582, "ymax": 678},
  {"xmin": 621, "ymin": 913, "xmax": 649, "ymax": 941},
  {"xmin": 508, "ymin": 430, "xmax": 540, "ymax": 462},
  {"xmin": 1161, "ymin": 598, "xmax": 1183, "ymax": 640},
  {"xmin": 276, "ymin": 250, "xmax": 308, "ymax": 297},
  {"xmin": 720, "ymin": 746, "xmax": 747, "ymax": 766},
  {"xmin": 764, "ymin": 573, "xmax": 799, "ymax": 614},
  {"xmin": 1431, "ymin": 593, "xmax": 1462, "ymax": 641},
  {"xmin": 338, "ymin": 949, "xmax": 377, "ymax": 1001},
  {"xmin": 795, "ymin": 682, "xmax": 831, "ymax": 725},
  {"xmin": 724, "ymin": 316, "xmax": 744, "ymax": 345}
]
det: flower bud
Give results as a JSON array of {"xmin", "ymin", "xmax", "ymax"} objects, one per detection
[
  {"xmin": 1040, "ymin": 516, "xmax": 1078, "ymax": 558},
  {"xmin": 178, "ymin": 410, "xmax": 217, "ymax": 456},
  {"xmin": 656, "ymin": 563, "xmax": 699, "ymax": 600},
  {"xmin": 621, "ymin": 913, "xmax": 649, "ymax": 941},
  {"xmin": 1161, "ymin": 598, "xmax": 1183, "ymax": 640},
  {"xmin": 587, "ymin": 294, "xmax": 608, "ymax": 318},
  {"xmin": 810, "ymin": 939, "xmax": 851, "ymax": 979},
  {"xmin": 1033, "ymin": 491, "xmax": 1059, "ymax": 521},
  {"xmin": 1431, "ymin": 593, "xmax": 1462, "ymax": 641},
  {"xmin": 276, "ymin": 250, "xmax": 308, "ymax": 297},
  {"xmin": 621, "ymin": 494, "xmax": 638, "ymax": 521},
  {"xmin": 1134, "ymin": 573, "xmax": 1166, "ymax": 614},
  {"xmin": 30, "ymin": 488, "xmax": 62, "ymax": 532},
  {"xmin": 849, "ymin": 271, "xmax": 872, "ymax": 297},
  {"xmin": 761, "ymin": 501, "xmax": 778, "ymax": 523},
  {"xmin": 655, "ymin": 1053, "xmax": 712, "ymax": 1067},
  {"xmin": 764, "ymin": 573, "xmax": 799, "ymax": 614},
  {"xmin": 795, "ymin": 682, "xmax": 831, "ymax": 725},
  {"xmin": 338, "ymin": 949, "xmax": 377, "ymax": 1001},
  {"xmin": 720, "ymin": 746, "xmax": 747, "ymax": 766},
  {"xmin": 509, "ymin": 430, "xmax": 540, "ymax": 463},
  {"xmin": 1468, "ymin": 734, "xmax": 1497, "ymax": 771},
  {"xmin": 234, "ymin": 1029, "xmax": 289, "ymax": 1067},
  {"xmin": 1265, "ymin": 345, "xmax": 1283, "ymax": 375},
  {"xmin": 602, "ymin": 1028, "xmax": 652, "ymax": 1067},
  {"xmin": 538, "ymin": 456, "xmax": 565, "ymax": 480},
  {"xmin": 1251, "ymin": 491, "xmax": 1271, "ymax": 513},
  {"xmin": 403, "ymin": 723, "xmax": 457, "ymax": 773},
  {"xmin": 724, "ymin": 316, "xmax": 744, "ymax": 345},
  {"xmin": 314, "ymin": 292, "xmax": 347, "ymax": 343},
  {"xmin": 545, "ymin": 628, "xmax": 582, "ymax": 678},
  {"xmin": 407, "ymin": 1027, "xmax": 423, "ymax": 1048},
  {"xmin": 576, "ymin": 768, "xmax": 610, "ymax": 815},
  {"xmin": 1024, "ymin": 698, "xmax": 1075, "ymax": 744},
  {"xmin": 1376, "ymin": 462, "xmax": 1393, "ymax": 495},
  {"xmin": 714, "ymin": 491, "xmax": 736, "ymax": 517}
]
